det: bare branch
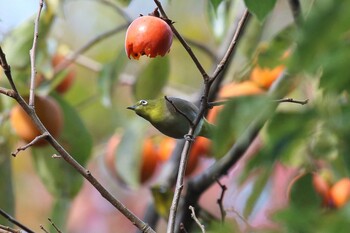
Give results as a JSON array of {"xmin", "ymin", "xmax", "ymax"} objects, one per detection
[
  {"xmin": 0, "ymin": 87, "xmax": 16, "ymax": 98},
  {"xmin": 275, "ymin": 98, "xmax": 309, "ymax": 105},
  {"xmin": 0, "ymin": 47, "xmax": 18, "ymax": 92},
  {"xmin": 29, "ymin": 0, "xmax": 44, "ymax": 107},
  {"xmin": 209, "ymin": 9, "xmax": 250, "ymax": 84},
  {"xmin": 11, "ymin": 133, "xmax": 50, "ymax": 157},
  {"xmin": 48, "ymin": 218, "xmax": 62, "ymax": 233},
  {"xmin": 40, "ymin": 225, "xmax": 49, "ymax": 233},
  {"xmin": 216, "ymin": 179, "xmax": 227, "ymax": 223},
  {"xmin": 0, "ymin": 224, "xmax": 21, "ymax": 233},
  {"xmin": 189, "ymin": 206, "xmax": 205, "ymax": 233},
  {"xmin": 0, "ymin": 208, "xmax": 34, "ymax": 233}
]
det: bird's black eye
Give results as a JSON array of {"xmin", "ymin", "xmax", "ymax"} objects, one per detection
[{"xmin": 140, "ymin": 100, "xmax": 148, "ymax": 106}]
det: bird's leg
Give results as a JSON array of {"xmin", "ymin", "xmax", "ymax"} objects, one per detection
[{"xmin": 184, "ymin": 134, "xmax": 195, "ymax": 141}]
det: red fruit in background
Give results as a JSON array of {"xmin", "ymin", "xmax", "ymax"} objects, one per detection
[
  {"xmin": 52, "ymin": 54, "xmax": 76, "ymax": 94},
  {"xmin": 140, "ymin": 137, "xmax": 160, "ymax": 183},
  {"xmin": 125, "ymin": 16, "xmax": 173, "ymax": 60},
  {"xmin": 207, "ymin": 81, "xmax": 264, "ymax": 124},
  {"xmin": 104, "ymin": 135, "xmax": 159, "ymax": 184},
  {"xmin": 190, "ymin": 136, "xmax": 211, "ymax": 157},
  {"xmin": 10, "ymin": 95, "xmax": 64, "ymax": 146},
  {"xmin": 330, "ymin": 178, "xmax": 350, "ymax": 208},
  {"xmin": 312, "ymin": 173, "xmax": 332, "ymax": 207},
  {"xmin": 250, "ymin": 65, "xmax": 284, "ymax": 90},
  {"xmin": 157, "ymin": 137, "xmax": 200, "ymax": 176}
]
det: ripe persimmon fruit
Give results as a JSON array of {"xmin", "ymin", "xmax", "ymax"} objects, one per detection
[
  {"xmin": 125, "ymin": 15, "xmax": 173, "ymax": 59},
  {"xmin": 250, "ymin": 65, "xmax": 284, "ymax": 90},
  {"xmin": 329, "ymin": 178, "xmax": 350, "ymax": 208},
  {"xmin": 140, "ymin": 137, "xmax": 160, "ymax": 183},
  {"xmin": 51, "ymin": 54, "xmax": 76, "ymax": 94},
  {"xmin": 10, "ymin": 95, "xmax": 63, "ymax": 146},
  {"xmin": 207, "ymin": 81, "xmax": 264, "ymax": 124},
  {"xmin": 105, "ymin": 134, "xmax": 159, "ymax": 184},
  {"xmin": 157, "ymin": 137, "xmax": 201, "ymax": 176}
]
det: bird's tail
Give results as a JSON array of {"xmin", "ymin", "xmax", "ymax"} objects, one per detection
[{"xmin": 198, "ymin": 119, "xmax": 215, "ymax": 139}]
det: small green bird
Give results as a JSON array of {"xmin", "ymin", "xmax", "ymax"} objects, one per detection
[{"xmin": 127, "ymin": 96, "xmax": 215, "ymax": 139}]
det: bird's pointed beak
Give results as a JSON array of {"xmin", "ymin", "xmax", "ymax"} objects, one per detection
[{"xmin": 127, "ymin": 105, "xmax": 136, "ymax": 111}]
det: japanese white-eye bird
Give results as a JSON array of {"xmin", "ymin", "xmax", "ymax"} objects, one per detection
[{"xmin": 127, "ymin": 96, "xmax": 215, "ymax": 139}]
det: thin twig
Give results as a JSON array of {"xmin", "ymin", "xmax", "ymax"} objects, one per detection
[
  {"xmin": 183, "ymin": 36, "xmax": 218, "ymax": 62},
  {"xmin": 189, "ymin": 206, "xmax": 205, "ymax": 233},
  {"xmin": 0, "ymin": 87, "xmax": 16, "ymax": 98},
  {"xmin": 52, "ymin": 154, "xmax": 62, "ymax": 158},
  {"xmin": 164, "ymin": 96, "xmax": 194, "ymax": 127},
  {"xmin": 225, "ymin": 207, "xmax": 252, "ymax": 229},
  {"xmin": 275, "ymin": 98, "xmax": 308, "ymax": 105},
  {"xmin": 0, "ymin": 208, "xmax": 34, "ymax": 233},
  {"xmin": 216, "ymin": 179, "xmax": 227, "ymax": 223},
  {"xmin": 48, "ymin": 218, "xmax": 62, "ymax": 233},
  {"xmin": 209, "ymin": 9, "xmax": 250, "ymax": 84},
  {"xmin": 29, "ymin": 0, "xmax": 44, "ymax": 107},
  {"xmin": 0, "ymin": 47, "xmax": 17, "ymax": 92},
  {"xmin": 11, "ymin": 133, "xmax": 49, "ymax": 157},
  {"xmin": 0, "ymin": 224, "xmax": 20, "ymax": 233},
  {"xmin": 40, "ymin": 225, "xmax": 49, "ymax": 233}
]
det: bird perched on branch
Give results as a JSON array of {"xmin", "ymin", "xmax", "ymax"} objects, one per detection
[{"xmin": 127, "ymin": 96, "xmax": 215, "ymax": 139}]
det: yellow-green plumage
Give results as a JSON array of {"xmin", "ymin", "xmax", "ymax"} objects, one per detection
[{"xmin": 127, "ymin": 97, "xmax": 214, "ymax": 139}]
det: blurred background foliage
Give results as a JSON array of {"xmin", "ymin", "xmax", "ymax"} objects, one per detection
[{"xmin": 0, "ymin": 0, "xmax": 350, "ymax": 232}]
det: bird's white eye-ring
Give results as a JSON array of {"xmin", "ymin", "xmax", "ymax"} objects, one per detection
[{"xmin": 140, "ymin": 100, "xmax": 148, "ymax": 106}]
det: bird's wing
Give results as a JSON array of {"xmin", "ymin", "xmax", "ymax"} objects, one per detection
[{"xmin": 165, "ymin": 97, "xmax": 199, "ymax": 122}]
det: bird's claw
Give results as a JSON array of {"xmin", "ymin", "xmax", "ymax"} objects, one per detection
[{"xmin": 184, "ymin": 134, "xmax": 194, "ymax": 141}]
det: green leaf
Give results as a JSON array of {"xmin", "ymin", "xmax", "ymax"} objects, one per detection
[
  {"xmin": 98, "ymin": 51, "xmax": 128, "ymax": 107},
  {"xmin": 207, "ymin": 0, "xmax": 232, "ymax": 39},
  {"xmin": 115, "ymin": 119, "xmax": 147, "ymax": 188},
  {"xmin": 212, "ymin": 95, "xmax": 271, "ymax": 159},
  {"xmin": 0, "ymin": 144, "xmax": 14, "ymax": 225},
  {"xmin": 257, "ymin": 25, "xmax": 295, "ymax": 68},
  {"xmin": 244, "ymin": 0, "xmax": 277, "ymax": 22},
  {"xmin": 289, "ymin": 173, "xmax": 322, "ymax": 209},
  {"xmin": 32, "ymin": 94, "xmax": 92, "ymax": 198},
  {"xmin": 265, "ymin": 110, "xmax": 316, "ymax": 165},
  {"xmin": 209, "ymin": 0, "xmax": 225, "ymax": 11},
  {"xmin": 133, "ymin": 56, "xmax": 170, "ymax": 100},
  {"xmin": 289, "ymin": 1, "xmax": 350, "ymax": 93}
]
